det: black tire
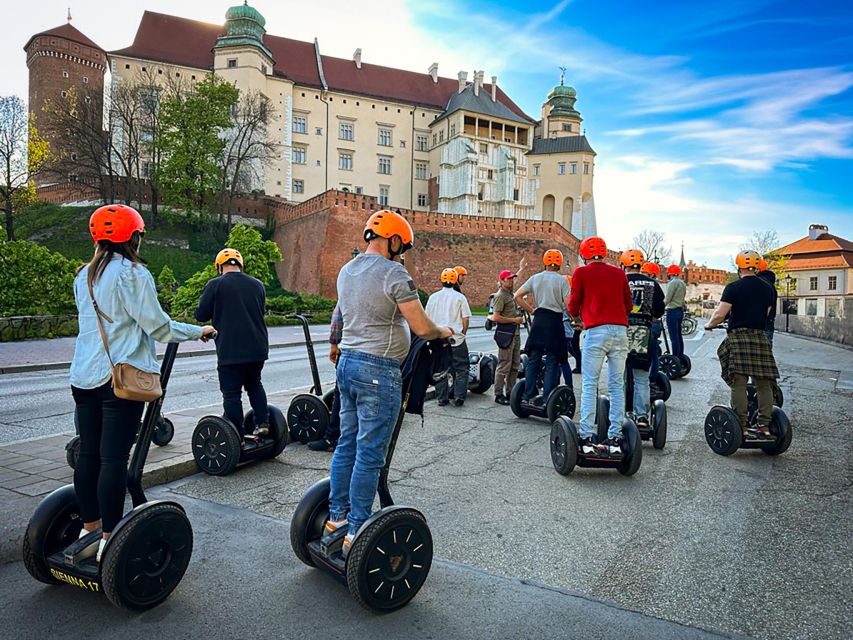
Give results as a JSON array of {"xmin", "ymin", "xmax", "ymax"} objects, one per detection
[
  {"xmin": 65, "ymin": 436, "xmax": 80, "ymax": 470},
  {"xmin": 550, "ymin": 417, "xmax": 578, "ymax": 475},
  {"xmin": 761, "ymin": 407, "xmax": 792, "ymax": 456},
  {"xmin": 596, "ymin": 395, "xmax": 610, "ymax": 443},
  {"xmin": 269, "ymin": 406, "xmax": 290, "ymax": 457},
  {"xmin": 679, "ymin": 354, "xmax": 692, "ymax": 376},
  {"xmin": 472, "ymin": 358, "xmax": 494, "ymax": 394},
  {"xmin": 660, "ymin": 354, "xmax": 683, "ymax": 380},
  {"xmin": 773, "ymin": 382, "xmax": 784, "ymax": 408},
  {"xmin": 546, "ymin": 386, "xmax": 576, "ymax": 422},
  {"xmin": 518, "ymin": 354, "xmax": 528, "ymax": 379},
  {"xmin": 704, "ymin": 406, "xmax": 742, "ymax": 456},
  {"xmin": 22, "ymin": 485, "xmax": 82, "ymax": 585},
  {"xmin": 153, "ymin": 416, "xmax": 175, "ymax": 447},
  {"xmin": 509, "ymin": 380, "xmax": 529, "ymax": 418},
  {"xmin": 287, "ymin": 394, "xmax": 330, "ymax": 444},
  {"xmin": 617, "ymin": 419, "xmax": 643, "ymax": 476},
  {"xmin": 652, "ymin": 400, "xmax": 667, "ymax": 450},
  {"xmin": 101, "ymin": 503, "xmax": 193, "ymax": 610},
  {"xmin": 191, "ymin": 416, "xmax": 242, "ymax": 476},
  {"xmin": 650, "ymin": 371, "xmax": 672, "ymax": 402},
  {"xmin": 346, "ymin": 508, "xmax": 433, "ymax": 613},
  {"xmin": 290, "ymin": 477, "xmax": 331, "ymax": 567}
]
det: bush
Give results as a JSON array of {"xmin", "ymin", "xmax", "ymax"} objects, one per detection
[
  {"xmin": 157, "ymin": 265, "xmax": 178, "ymax": 312},
  {"xmin": 0, "ymin": 240, "xmax": 78, "ymax": 316}
]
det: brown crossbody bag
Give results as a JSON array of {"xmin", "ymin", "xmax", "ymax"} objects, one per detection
[{"xmin": 88, "ymin": 278, "xmax": 163, "ymax": 402}]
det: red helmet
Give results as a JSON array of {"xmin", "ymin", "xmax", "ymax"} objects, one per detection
[
  {"xmin": 619, "ymin": 249, "xmax": 645, "ymax": 269},
  {"xmin": 89, "ymin": 204, "xmax": 145, "ymax": 244},
  {"xmin": 579, "ymin": 236, "xmax": 607, "ymax": 261},
  {"xmin": 640, "ymin": 262, "xmax": 661, "ymax": 277},
  {"xmin": 667, "ymin": 264, "xmax": 682, "ymax": 276}
]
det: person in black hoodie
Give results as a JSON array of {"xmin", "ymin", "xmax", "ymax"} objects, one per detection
[
  {"xmin": 756, "ymin": 259, "xmax": 778, "ymax": 346},
  {"xmin": 195, "ymin": 248, "xmax": 270, "ymax": 437}
]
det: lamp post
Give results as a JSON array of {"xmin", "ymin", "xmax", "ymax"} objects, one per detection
[
  {"xmin": 351, "ymin": 248, "xmax": 360, "ymax": 260},
  {"xmin": 785, "ymin": 274, "xmax": 793, "ymax": 332}
]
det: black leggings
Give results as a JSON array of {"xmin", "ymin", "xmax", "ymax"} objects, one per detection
[
  {"xmin": 218, "ymin": 361, "xmax": 268, "ymax": 435},
  {"xmin": 72, "ymin": 383, "xmax": 144, "ymax": 532}
]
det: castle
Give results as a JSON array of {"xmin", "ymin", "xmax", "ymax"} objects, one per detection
[{"xmin": 25, "ymin": 3, "xmax": 597, "ymax": 238}]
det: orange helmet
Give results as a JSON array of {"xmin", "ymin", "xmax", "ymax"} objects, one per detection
[
  {"xmin": 89, "ymin": 204, "xmax": 145, "ymax": 244},
  {"xmin": 619, "ymin": 249, "xmax": 645, "ymax": 269},
  {"xmin": 667, "ymin": 264, "xmax": 682, "ymax": 276},
  {"xmin": 543, "ymin": 249, "xmax": 563, "ymax": 267},
  {"xmin": 579, "ymin": 236, "xmax": 607, "ymax": 261},
  {"xmin": 215, "ymin": 248, "xmax": 244, "ymax": 269},
  {"xmin": 363, "ymin": 210, "xmax": 414, "ymax": 253},
  {"xmin": 640, "ymin": 262, "xmax": 661, "ymax": 277},
  {"xmin": 736, "ymin": 250, "xmax": 762, "ymax": 271},
  {"xmin": 440, "ymin": 268, "xmax": 459, "ymax": 284},
  {"xmin": 758, "ymin": 258, "xmax": 768, "ymax": 271},
  {"xmin": 454, "ymin": 266, "xmax": 468, "ymax": 276}
]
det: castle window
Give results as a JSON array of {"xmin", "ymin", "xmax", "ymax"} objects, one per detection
[
  {"xmin": 487, "ymin": 169, "xmax": 494, "ymax": 180},
  {"xmin": 158, "ymin": 69, "xmax": 162, "ymax": 74},
  {"xmin": 417, "ymin": 193, "xmax": 428, "ymax": 207},
  {"xmin": 439, "ymin": 131, "xmax": 444, "ymax": 142},
  {"xmin": 533, "ymin": 164, "xmax": 541, "ymax": 176},
  {"xmin": 339, "ymin": 122, "xmax": 354, "ymax": 141},
  {"xmin": 416, "ymin": 134, "xmax": 428, "ymax": 151},
  {"xmin": 125, "ymin": 64, "xmax": 130, "ymax": 69},
  {"xmin": 379, "ymin": 185, "xmax": 389, "ymax": 206},
  {"xmin": 293, "ymin": 115, "xmax": 307, "ymax": 134},
  {"xmin": 378, "ymin": 128, "xmax": 393, "ymax": 146},
  {"xmin": 227, "ymin": 58, "xmax": 237, "ymax": 68},
  {"xmin": 378, "ymin": 156, "xmax": 392, "ymax": 175},
  {"xmin": 175, "ymin": 72, "xmax": 181, "ymax": 78},
  {"xmin": 415, "ymin": 162, "xmax": 428, "ymax": 180},
  {"xmin": 450, "ymin": 124, "xmax": 456, "ymax": 136},
  {"xmin": 301, "ymin": 93, "xmax": 305, "ymax": 97},
  {"xmin": 480, "ymin": 142, "xmax": 488, "ymax": 154},
  {"xmin": 477, "ymin": 184, "xmax": 484, "ymax": 201},
  {"xmin": 261, "ymin": 64, "xmax": 267, "ymax": 75},
  {"xmin": 558, "ymin": 163, "xmax": 566, "ymax": 175},
  {"xmin": 356, "ymin": 186, "xmax": 363, "ymax": 194},
  {"xmin": 829, "ymin": 276, "xmax": 837, "ymax": 291},
  {"xmin": 339, "ymin": 152, "xmax": 353, "ymax": 171},
  {"xmin": 315, "ymin": 127, "xmax": 323, "ymax": 135},
  {"xmin": 142, "ymin": 66, "xmax": 147, "ymax": 71},
  {"xmin": 570, "ymin": 162, "xmax": 577, "ymax": 174},
  {"xmin": 293, "ymin": 179, "xmax": 304, "ymax": 193},
  {"xmin": 62, "ymin": 71, "xmax": 69, "ymax": 78},
  {"xmin": 514, "ymin": 188, "xmax": 519, "ymax": 201},
  {"xmin": 563, "ymin": 123, "xmax": 572, "ymax": 132},
  {"xmin": 809, "ymin": 277, "xmax": 818, "ymax": 291},
  {"xmin": 584, "ymin": 162, "xmax": 590, "ymax": 175},
  {"xmin": 292, "ymin": 147, "xmax": 306, "ymax": 164},
  {"xmin": 400, "ymin": 140, "xmax": 406, "ymax": 148},
  {"xmin": 191, "ymin": 75, "xmax": 196, "ymax": 80}
]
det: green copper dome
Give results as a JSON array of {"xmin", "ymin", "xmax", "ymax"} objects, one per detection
[
  {"xmin": 225, "ymin": 2, "xmax": 266, "ymax": 29},
  {"xmin": 215, "ymin": 1, "xmax": 274, "ymax": 60},
  {"xmin": 547, "ymin": 80, "xmax": 581, "ymax": 119},
  {"xmin": 548, "ymin": 84, "xmax": 577, "ymax": 100}
]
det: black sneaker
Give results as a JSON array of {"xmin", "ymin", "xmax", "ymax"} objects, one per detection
[
  {"xmin": 454, "ymin": 399, "xmax": 465, "ymax": 407},
  {"xmin": 635, "ymin": 415, "xmax": 650, "ymax": 429},
  {"xmin": 437, "ymin": 399, "xmax": 449, "ymax": 407},
  {"xmin": 531, "ymin": 396, "xmax": 545, "ymax": 408},
  {"xmin": 606, "ymin": 437, "xmax": 623, "ymax": 455},
  {"xmin": 580, "ymin": 436, "xmax": 599, "ymax": 455},
  {"xmin": 253, "ymin": 423, "xmax": 270, "ymax": 438},
  {"xmin": 495, "ymin": 395, "xmax": 509, "ymax": 405},
  {"xmin": 307, "ymin": 438, "xmax": 337, "ymax": 452}
]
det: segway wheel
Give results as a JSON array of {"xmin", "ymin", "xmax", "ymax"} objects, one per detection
[
  {"xmin": 596, "ymin": 395, "xmax": 610, "ymax": 443},
  {"xmin": 652, "ymin": 399, "xmax": 667, "ymax": 450},
  {"xmin": 101, "ymin": 503, "xmax": 193, "ymax": 610},
  {"xmin": 704, "ymin": 406, "xmax": 742, "ymax": 456},
  {"xmin": 509, "ymin": 380, "xmax": 529, "ymax": 418},
  {"xmin": 518, "ymin": 354, "xmax": 528, "ymax": 379},
  {"xmin": 546, "ymin": 386, "xmax": 576, "ymax": 422},
  {"xmin": 773, "ymin": 382, "xmax": 784, "ymax": 408},
  {"xmin": 153, "ymin": 416, "xmax": 175, "ymax": 447},
  {"xmin": 287, "ymin": 394, "xmax": 330, "ymax": 444},
  {"xmin": 550, "ymin": 417, "xmax": 578, "ymax": 475},
  {"xmin": 23, "ymin": 485, "xmax": 82, "ymax": 584},
  {"xmin": 290, "ymin": 477, "xmax": 331, "ymax": 567},
  {"xmin": 651, "ymin": 372, "xmax": 672, "ymax": 403},
  {"xmin": 761, "ymin": 407, "xmax": 792, "ymax": 456},
  {"xmin": 679, "ymin": 354, "xmax": 692, "ymax": 376},
  {"xmin": 617, "ymin": 419, "xmax": 643, "ymax": 477},
  {"xmin": 346, "ymin": 508, "xmax": 433, "ymax": 613},
  {"xmin": 660, "ymin": 354, "xmax": 682, "ymax": 380},
  {"xmin": 472, "ymin": 358, "xmax": 495, "ymax": 394},
  {"xmin": 244, "ymin": 406, "xmax": 290, "ymax": 458},
  {"xmin": 65, "ymin": 436, "xmax": 80, "ymax": 470},
  {"xmin": 191, "ymin": 416, "xmax": 241, "ymax": 476}
]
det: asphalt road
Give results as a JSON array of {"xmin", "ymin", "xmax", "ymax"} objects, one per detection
[{"xmin": 0, "ymin": 328, "xmax": 503, "ymax": 444}]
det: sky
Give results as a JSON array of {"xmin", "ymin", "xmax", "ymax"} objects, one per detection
[{"xmin": 2, "ymin": 0, "xmax": 852, "ymax": 268}]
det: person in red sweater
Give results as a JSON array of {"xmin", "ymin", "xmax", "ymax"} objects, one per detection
[{"xmin": 568, "ymin": 236, "xmax": 633, "ymax": 454}]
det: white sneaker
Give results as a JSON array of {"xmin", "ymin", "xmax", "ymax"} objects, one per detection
[
  {"xmin": 95, "ymin": 538, "xmax": 107, "ymax": 563},
  {"xmin": 342, "ymin": 533, "xmax": 354, "ymax": 559}
]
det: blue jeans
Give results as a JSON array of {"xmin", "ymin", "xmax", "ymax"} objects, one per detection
[
  {"xmin": 329, "ymin": 351, "xmax": 402, "ymax": 535},
  {"xmin": 666, "ymin": 309, "xmax": 684, "ymax": 358},
  {"xmin": 632, "ymin": 368, "xmax": 650, "ymax": 416},
  {"xmin": 649, "ymin": 320, "xmax": 662, "ymax": 379},
  {"xmin": 524, "ymin": 347, "xmax": 559, "ymax": 400},
  {"xmin": 579, "ymin": 325, "xmax": 628, "ymax": 440}
]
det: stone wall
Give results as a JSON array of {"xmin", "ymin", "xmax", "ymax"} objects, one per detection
[{"xmin": 774, "ymin": 298, "xmax": 853, "ymax": 346}]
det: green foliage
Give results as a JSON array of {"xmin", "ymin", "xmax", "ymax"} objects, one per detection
[
  {"xmin": 417, "ymin": 288, "xmax": 429, "ymax": 307},
  {"xmin": 156, "ymin": 265, "xmax": 177, "ymax": 312},
  {"xmin": 171, "ymin": 225, "xmax": 282, "ymax": 316},
  {"xmin": 158, "ymin": 74, "xmax": 239, "ymax": 214},
  {"xmin": 0, "ymin": 240, "xmax": 77, "ymax": 316},
  {"xmin": 266, "ymin": 293, "xmax": 335, "ymax": 316}
]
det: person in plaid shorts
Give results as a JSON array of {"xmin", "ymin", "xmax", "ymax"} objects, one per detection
[{"xmin": 706, "ymin": 250, "xmax": 779, "ymax": 438}]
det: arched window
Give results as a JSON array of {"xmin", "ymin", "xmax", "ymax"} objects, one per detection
[{"xmin": 542, "ymin": 194, "xmax": 555, "ymax": 221}]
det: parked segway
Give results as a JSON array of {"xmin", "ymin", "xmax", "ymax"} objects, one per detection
[
  {"xmin": 23, "ymin": 342, "xmax": 193, "ymax": 610},
  {"xmin": 290, "ymin": 341, "xmax": 442, "ymax": 612},
  {"xmin": 550, "ymin": 406, "xmax": 642, "ymax": 476},
  {"xmin": 659, "ymin": 320, "xmax": 690, "ymax": 379},
  {"xmin": 463, "ymin": 351, "xmax": 497, "ymax": 394},
  {"xmin": 286, "ymin": 313, "xmax": 335, "ymax": 443},
  {"xmin": 612, "ymin": 369, "xmax": 667, "ymax": 449},
  {"xmin": 65, "ymin": 412, "xmax": 175, "ymax": 470},
  {"xmin": 509, "ymin": 367, "xmax": 575, "ymax": 423}
]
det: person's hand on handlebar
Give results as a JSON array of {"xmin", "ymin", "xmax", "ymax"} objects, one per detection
[
  {"xmin": 441, "ymin": 326, "xmax": 454, "ymax": 340},
  {"xmin": 200, "ymin": 325, "xmax": 216, "ymax": 342}
]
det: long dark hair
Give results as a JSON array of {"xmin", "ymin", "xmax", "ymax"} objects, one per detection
[{"xmin": 79, "ymin": 231, "xmax": 147, "ymax": 288}]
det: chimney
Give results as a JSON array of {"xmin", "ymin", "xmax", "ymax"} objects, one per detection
[
  {"xmin": 428, "ymin": 62, "xmax": 439, "ymax": 83},
  {"xmin": 491, "ymin": 75, "xmax": 497, "ymax": 102},
  {"xmin": 353, "ymin": 48, "xmax": 362, "ymax": 69},
  {"xmin": 457, "ymin": 71, "xmax": 468, "ymax": 93},
  {"xmin": 808, "ymin": 224, "xmax": 829, "ymax": 240},
  {"xmin": 473, "ymin": 70, "xmax": 481, "ymax": 97}
]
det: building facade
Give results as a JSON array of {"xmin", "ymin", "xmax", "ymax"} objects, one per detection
[{"xmin": 26, "ymin": 3, "xmax": 597, "ymax": 235}]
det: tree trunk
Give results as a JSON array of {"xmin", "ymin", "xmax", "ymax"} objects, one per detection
[
  {"xmin": 151, "ymin": 186, "xmax": 159, "ymax": 218},
  {"xmin": 4, "ymin": 195, "xmax": 13, "ymax": 241}
]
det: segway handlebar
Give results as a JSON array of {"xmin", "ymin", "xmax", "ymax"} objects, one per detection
[{"xmin": 285, "ymin": 313, "xmax": 323, "ymax": 396}]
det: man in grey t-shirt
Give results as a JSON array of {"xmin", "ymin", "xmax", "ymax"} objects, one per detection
[{"xmin": 326, "ymin": 210, "xmax": 452, "ymax": 559}]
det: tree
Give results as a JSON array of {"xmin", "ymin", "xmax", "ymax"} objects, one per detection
[
  {"xmin": 740, "ymin": 229, "xmax": 780, "ymax": 257},
  {"xmin": 159, "ymin": 74, "xmax": 238, "ymax": 216},
  {"xmin": 0, "ymin": 239, "xmax": 77, "ymax": 315},
  {"xmin": 0, "ymin": 96, "xmax": 50, "ymax": 240},
  {"xmin": 631, "ymin": 229, "xmax": 672, "ymax": 265},
  {"xmin": 171, "ymin": 224, "xmax": 282, "ymax": 315},
  {"xmin": 156, "ymin": 264, "xmax": 178, "ymax": 312}
]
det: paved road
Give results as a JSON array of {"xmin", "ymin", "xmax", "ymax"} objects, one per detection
[{"xmin": 0, "ymin": 326, "xmax": 502, "ymax": 444}]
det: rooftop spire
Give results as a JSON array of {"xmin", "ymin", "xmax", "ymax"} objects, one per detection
[
  {"xmin": 67, "ymin": 6, "xmax": 72, "ymax": 22},
  {"xmin": 679, "ymin": 242, "xmax": 686, "ymax": 268},
  {"xmin": 559, "ymin": 66, "xmax": 566, "ymax": 86}
]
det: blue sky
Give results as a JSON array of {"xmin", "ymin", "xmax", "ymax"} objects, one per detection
[{"xmin": 3, "ymin": 0, "xmax": 852, "ymax": 267}]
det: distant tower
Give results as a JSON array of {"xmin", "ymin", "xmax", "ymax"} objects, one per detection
[{"xmin": 679, "ymin": 242, "xmax": 686, "ymax": 269}]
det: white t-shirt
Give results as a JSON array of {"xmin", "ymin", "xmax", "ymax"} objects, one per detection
[
  {"xmin": 518, "ymin": 270, "xmax": 570, "ymax": 314},
  {"xmin": 425, "ymin": 287, "xmax": 472, "ymax": 342}
]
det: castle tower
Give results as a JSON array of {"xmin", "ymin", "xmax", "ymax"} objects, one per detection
[
  {"xmin": 213, "ymin": 2, "xmax": 276, "ymax": 92},
  {"xmin": 540, "ymin": 72, "xmax": 583, "ymax": 139},
  {"xmin": 24, "ymin": 19, "xmax": 106, "ymax": 182}
]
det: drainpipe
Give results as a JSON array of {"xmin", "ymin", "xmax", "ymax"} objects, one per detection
[
  {"xmin": 410, "ymin": 106, "xmax": 416, "ymax": 209},
  {"xmin": 314, "ymin": 38, "xmax": 330, "ymax": 191}
]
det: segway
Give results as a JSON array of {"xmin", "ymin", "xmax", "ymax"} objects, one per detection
[
  {"xmin": 464, "ymin": 351, "xmax": 497, "ymax": 394},
  {"xmin": 23, "ymin": 342, "xmax": 193, "ymax": 610},
  {"xmin": 704, "ymin": 401, "xmax": 792, "ymax": 456},
  {"xmin": 649, "ymin": 371, "xmax": 671, "ymax": 402},
  {"xmin": 659, "ymin": 319, "xmax": 690, "ymax": 379},
  {"xmin": 285, "ymin": 314, "xmax": 335, "ymax": 443},
  {"xmin": 509, "ymin": 370, "xmax": 575, "ymax": 423},
  {"xmin": 65, "ymin": 412, "xmax": 175, "ymax": 470},
  {"xmin": 550, "ymin": 408, "xmax": 642, "ymax": 476},
  {"xmin": 610, "ymin": 369, "xmax": 667, "ymax": 449},
  {"xmin": 290, "ymin": 341, "xmax": 443, "ymax": 612}
]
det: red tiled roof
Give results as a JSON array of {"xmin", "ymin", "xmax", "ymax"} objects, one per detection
[
  {"xmin": 785, "ymin": 254, "xmax": 853, "ymax": 270},
  {"xmin": 776, "ymin": 232, "xmax": 853, "ymax": 256},
  {"xmin": 24, "ymin": 23, "xmax": 104, "ymax": 52},
  {"xmin": 109, "ymin": 11, "xmax": 532, "ymax": 117}
]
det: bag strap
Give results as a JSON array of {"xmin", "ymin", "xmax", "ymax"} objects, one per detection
[{"xmin": 87, "ymin": 276, "xmax": 115, "ymax": 368}]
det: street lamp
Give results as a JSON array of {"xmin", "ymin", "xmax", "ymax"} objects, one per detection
[
  {"xmin": 351, "ymin": 248, "xmax": 360, "ymax": 260},
  {"xmin": 785, "ymin": 274, "xmax": 793, "ymax": 332}
]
